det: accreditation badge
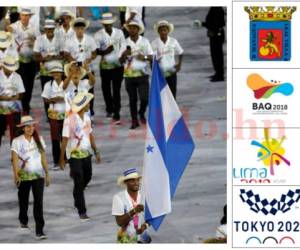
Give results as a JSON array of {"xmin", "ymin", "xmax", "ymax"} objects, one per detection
[{"xmin": 244, "ymin": 6, "xmax": 296, "ymax": 61}]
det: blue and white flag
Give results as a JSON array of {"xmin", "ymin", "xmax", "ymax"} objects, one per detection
[{"xmin": 142, "ymin": 59, "xmax": 195, "ymax": 231}]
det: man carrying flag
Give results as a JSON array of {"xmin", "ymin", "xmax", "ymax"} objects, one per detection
[
  {"xmin": 142, "ymin": 58, "xmax": 195, "ymax": 231},
  {"xmin": 112, "ymin": 168, "xmax": 151, "ymax": 243}
]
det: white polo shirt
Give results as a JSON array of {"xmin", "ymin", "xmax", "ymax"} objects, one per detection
[
  {"xmin": 119, "ymin": 36, "xmax": 153, "ymax": 78},
  {"xmin": 64, "ymin": 79, "xmax": 92, "ymax": 113},
  {"xmin": 112, "ymin": 190, "xmax": 145, "ymax": 241},
  {"xmin": 10, "ymin": 21, "xmax": 40, "ymax": 63},
  {"xmin": 54, "ymin": 26, "xmax": 75, "ymax": 44},
  {"xmin": 0, "ymin": 70, "xmax": 25, "ymax": 115},
  {"xmin": 41, "ymin": 79, "xmax": 65, "ymax": 120},
  {"xmin": 34, "ymin": 34, "xmax": 64, "ymax": 75},
  {"xmin": 151, "ymin": 36, "xmax": 184, "ymax": 77},
  {"xmin": 62, "ymin": 112, "xmax": 93, "ymax": 159},
  {"xmin": 94, "ymin": 27, "xmax": 125, "ymax": 70},
  {"xmin": 11, "ymin": 134, "xmax": 46, "ymax": 181},
  {"xmin": 64, "ymin": 34, "xmax": 97, "ymax": 71}
]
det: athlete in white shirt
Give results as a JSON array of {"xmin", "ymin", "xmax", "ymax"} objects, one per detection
[
  {"xmin": 0, "ymin": 56, "xmax": 25, "ymax": 145},
  {"xmin": 94, "ymin": 13, "xmax": 125, "ymax": 123},
  {"xmin": 62, "ymin": 61, "xmax": 95, "ymax": 114},
  {"xmin": 54, "ymin": 9, "xmax": 75, "ymax": 44},
  {"xmin": 8, "ymin": 7, "xmax": 40, "ymax": 114},
  {"xmin": 119, "ymin": 21, "xmax": 153, "ymax": 129},
  {"xmin": 34, "ymin": 19, "xmax": 64, "ymax": 116},
  {"xmin": 41, "ymin": 62, "xmax": 65, "ymax": 170},
  {"xmin": 59, "ymin": 93, "xmax": 101, "ymax": 221},
  {"xmin": 151, "ymin": 20, "xmax": 183, "ymax": 99},
  {"xmin": 64, "ymin": 17, "xmax": 97, "ymax": 117},
  {"xmin": 11, "ymin": 115, "xmax": 50, "ymax": 240},
  {"xmin": 0, "ymin": 31, "xmax": 19, "ymax": 63},
  {"xmin": 112, "ymin": 168, "xmax": 151, "ymax": 243}
]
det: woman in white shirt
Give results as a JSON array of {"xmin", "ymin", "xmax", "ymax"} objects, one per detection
[
  {"xmin": 59, "ymin": 93, "xmax": 101, "ymax": 221},
  {"xmin": 11, "ymin": 115, "xmax": 50, "ymax": 240},
  {"xmin": 41, "ymin": 62, "xmax": 65, "ymax": 170},
  {"xmin": 151, "ymin": 20, "xmax": 183, "ymax": 99}
]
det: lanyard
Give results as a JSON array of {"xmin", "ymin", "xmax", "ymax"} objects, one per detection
[
  {"xmin": 74, "ymin": 134, "xmax": 83, "ymax": 149},
  {"xmin": 130, "ymin": 195, "xmax": 139, "ymax": 230},
  {"xmin": 18, "ymin": 156, "xmax": 30, "ymax": 169}
]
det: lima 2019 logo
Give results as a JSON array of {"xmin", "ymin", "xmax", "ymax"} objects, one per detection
[
  {"xmin": 246, "ymin": 73, "xmax": 294, "ymax": 114},
  {"xmin": 233, "ymin": 128, "xmax": 291, "ymax": 184},
  {"xmin": 251, "ymin": 128, "xmax": 290, "ymax": 176}
]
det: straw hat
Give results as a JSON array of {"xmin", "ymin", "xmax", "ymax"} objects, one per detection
[
  {"xmin": 2, "ymin": 56, "xmax": 19, "ymax": 72},
  {"xmin": 100, "ymin": 13, "xmax": 117, "ymax": 25},
  {"xmin": 117, "ymin": 168, "xmax": 142, "ymax": 186},
  {"xmin": 0, "ymin": 31, "xmax": 13, "ymax": 49},
  {"xmin": 44, "ymin": 19, "xmax": 56, "ymax": 29},
  {"xmin": 18, "ymin": 7, "xmax": 34, "ymax": 15},
  {"xmin": 125, "ymin": 21, "xmax": 144, "ymax": 35},
  {"xmin": 71, "ymin": 17, "xmax": 90, "ymax": 29},
  {"xmin": 17, "ymin": 116, "xmax": 37, "ymax": 127},
  {"xmin": 64, "ymin": 61, "xmax": 86, "ymax": 79},
  {"xmin": 71, "ymin": 92, "xmax": 94, "ymax": 113},
  {"xmin": 59, "ymin": 9, "xmax": 75, "ymax": 19},
  {"xmin": 49, "ymin": 62, "xmax": 64, "ymax": 74},
  {"xmin": 154, "ymin": 20, "xmax": 174, "ymax": 34}
]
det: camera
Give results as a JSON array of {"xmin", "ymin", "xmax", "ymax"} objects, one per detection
[
  {"xmin": 75, "ymin": 61, "xmax": 83, "ymax": 67},
  {"xmin": 56, "ymin": 17, "xmax": 64, "ymax": 25}
]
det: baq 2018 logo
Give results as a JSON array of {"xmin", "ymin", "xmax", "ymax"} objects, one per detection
[{"xmin": 247, "ymin": 73, "xmax": 294, "ymax": 115}]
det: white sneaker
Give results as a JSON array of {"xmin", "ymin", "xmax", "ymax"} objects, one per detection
[
  {"xmin": 52, "ymin": 165, "xmax": 60, "ymax": 171},
  {"xmin": 19, "ymin": 224, "xmax": 30, "ymax": 232},
  {"xmin": 79, "ymin": 214, "xmax": 90, "ymax": 221},
  {"xmin": 36, "ymin": 233, "xmax": 47, "ymax": 240},
  {"xmin": 113, "ymin": 119, "xmax": 121, "ymax": 125}
]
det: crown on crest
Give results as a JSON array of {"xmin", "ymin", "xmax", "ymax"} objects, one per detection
[{"xmin": 244, "ymin": 6, "xmax": 296, "ymax": 21}]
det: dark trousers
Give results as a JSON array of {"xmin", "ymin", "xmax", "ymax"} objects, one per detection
[
  {"xmin": 17, "ymin": 61, "xmax": 37, "ymax": 114},
  {"xmin": 69, "ymin": 156, "xmax": 92, "ymax": 215},
  {"xmin": 40, "ymin": 75, "xmax": 53, "ymax": 117},
  {"xmin": 18, "ymin": 178, "xmax": 45, "ymax": 234},
  {"xmin": 210, "ymin": 35, "xmax": 224, "ymax": 78},
  {"xmin": 125, "ymin": 75, "xmax": 149, "ymax": 121},
  {"xmin": 89, "ymin": 87, "xmax": 95, "ymax": 116},
  {"xmin": 49, "ymin": 119, "xmax": 64, "ymax": 164},
  {"xmin": 166, "ymin": 73, "xmax": 177, "ymax": 99},
  {"xmin": 119, "ymin": 11, "xmax": 125, "ymax": 27},
  {"xmin": 0, "ymin": 112, "xmax": 21, "ymax": 145},
  {"xmin": 100, "ymin": 67, "xmax": 123, "ymax": 119}
]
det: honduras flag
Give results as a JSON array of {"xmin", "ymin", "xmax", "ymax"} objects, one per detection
[{"xmin": 142, "ymin": 59, "xmax": 195, "ymax": 231}]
